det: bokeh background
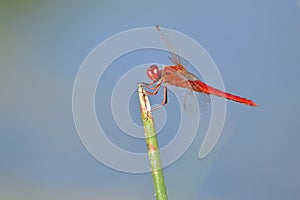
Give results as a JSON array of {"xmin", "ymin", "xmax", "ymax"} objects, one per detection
[{"xmin": 1, "ymin": 1, "xmax": 299, "ymax": 199}]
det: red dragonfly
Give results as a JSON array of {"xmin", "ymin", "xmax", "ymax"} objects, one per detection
[{"xmin": 142, "ymin": 25, "xmax": 257, "ymax": 109}]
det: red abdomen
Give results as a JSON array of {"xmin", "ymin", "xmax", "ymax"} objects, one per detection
[{"xmin": 188, "ymin": 80, "xmax": 257, "ymax": 107}]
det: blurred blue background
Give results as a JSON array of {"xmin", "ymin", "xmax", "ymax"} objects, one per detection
[{"xmin": 1, "ymin": 0, "xmax": 299, "ymax": 199}]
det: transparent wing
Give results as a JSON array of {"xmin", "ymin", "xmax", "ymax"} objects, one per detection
[
  {"xmin": 156, "ymin": 25, "xmax": 211, "ymax": 113},
  {"xmin": 172, "ymin": 69, "xmax": 211, "ymax": 114},
  {"xmin": 156, "ymin": 25, "xmax": 187, "ymax": 69},
  {"xmin": 182, "ymin": 88, "xmax": 211, "ymax": 114}
]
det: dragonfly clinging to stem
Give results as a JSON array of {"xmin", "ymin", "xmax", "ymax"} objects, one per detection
[{"xmin": 142, "ymin": 25, "xmax": 257, "ymax": 110}]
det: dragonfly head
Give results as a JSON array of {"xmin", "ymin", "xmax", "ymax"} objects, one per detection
[{"xmin": 147, "ymin": 65, "xmax": 161, "ymax": 82}]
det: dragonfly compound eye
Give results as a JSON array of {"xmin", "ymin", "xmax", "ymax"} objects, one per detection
[{"xmin": 147, "ymin": 65, "xmax": 161, "ymax": 82}]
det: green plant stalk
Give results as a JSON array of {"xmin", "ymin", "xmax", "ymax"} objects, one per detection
[{"xmin": 138, "ymin": 84, "xmax": 168, "ymax": 200}]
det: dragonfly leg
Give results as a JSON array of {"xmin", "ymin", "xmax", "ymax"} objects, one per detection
[
  {"xmin": 139, "ymin": 81, "xmax": 158, "ymax": 90},
  {"xmin": 151, "ymin": 84, "xmax": 168, "ymax": 111},
  {"xmin": 141, "ymin": 81, "xmax": 168, "ymax": 111},
  {"xmin": 144, "ymin": 84, "xmax": 160, "ymax": 95},
  {"xmin": 161, "ymin": 84, "xmax": 168, "ymax": 106},
  {"xmin": 143, "ymin": 80, "xmax": 162, "ymax": 95}
]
